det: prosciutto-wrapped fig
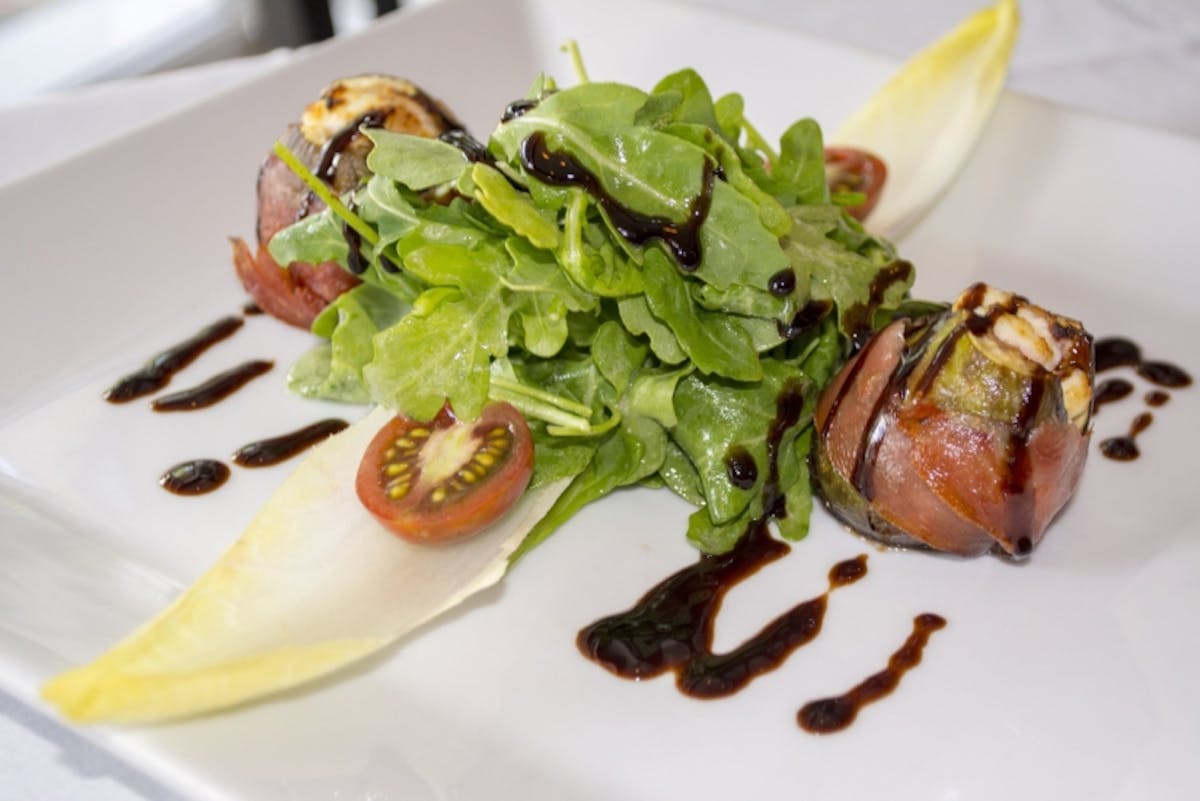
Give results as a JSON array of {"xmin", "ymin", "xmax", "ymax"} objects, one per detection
[
  {"xmin": 814, "ymin": 283, "xmax": 1093, "ymax": 558},
  {"xmin": 234, "ymin": 75, "xmax": 464, "ymax": 328}
]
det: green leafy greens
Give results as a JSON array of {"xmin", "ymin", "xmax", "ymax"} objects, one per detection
[{"xmin": 268, "ymin": 62, "xmax": 911, "ymax": 560}]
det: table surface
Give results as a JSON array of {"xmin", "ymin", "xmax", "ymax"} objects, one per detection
[{"xmin": 2, "ymin": 0, "xmax": 1197, "ymax": 798}]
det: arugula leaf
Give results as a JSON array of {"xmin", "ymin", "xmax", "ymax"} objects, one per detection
[
  {"xmin": 470, "ymin": 163, "xmax": 560, "ymax": 250},
  {"xmin": 268, "ymin": 207, "xmax": 347, "ymax": 269},
  {"xmin": 289, "ymin": 283, "xmax": 408, "ymax": 403},
  {"xmin": 364, "ymin": 128, "xmax": 469, "ymax": 190},
  {"xmin": 510, "ymin": 412, "xmax": 666, "ymax": 564},
  {"xmin": 363, "ymin": 286, "xmax": 506, "ymax": 420},
  {"xmin": 641, "ymin": 249, "xmax": 761, "ymax": 381}
]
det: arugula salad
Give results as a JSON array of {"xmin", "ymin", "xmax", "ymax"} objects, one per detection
[{"xmin": 267, "ymin": 61, "xmax": 911, "ymax": 560}]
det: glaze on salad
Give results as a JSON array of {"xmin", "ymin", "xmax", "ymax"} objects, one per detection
[{"xmin": 259, "ymin": 66, "xmax": 914, "ymax": 559}]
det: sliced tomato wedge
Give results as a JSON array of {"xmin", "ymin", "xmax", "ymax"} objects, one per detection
[
  {"xmin": 356, "ymin": 401, "xmax": 534, "ymax": 544},
  {"xmin": 824, "ymin": 147, "xmax": 887, "ymax": 222}
]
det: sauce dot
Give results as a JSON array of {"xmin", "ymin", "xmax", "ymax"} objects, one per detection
[
  {"xmin": 724, "ymin": 446, "xmax": 758, "ymax": 489},
  {"xmin": 160, "ymin": 459, "xmax": 230, "ymax": 495}
]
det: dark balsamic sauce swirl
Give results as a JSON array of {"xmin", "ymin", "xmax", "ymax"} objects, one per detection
[
  {"xmin": 1145, "ymin": 390, "xmax": 1170, "ymax": 407},
  {"xmin": 843, "ymin": 259, "xmax": 914, "ymax": 352},
  {"xmin": 438, "ymin": 128, "xmax": 493, "ymax": 164},
  {"xmin": 1138, "ymin": 361, "xmax": 1192, "ymax": 388},
  {"xmin": 1095, "ymin": 337, "xmax": 1191, "ymax": 388},
  {"xmin": 159, "ymin": 459, "xmax": 230, "ymax": 495},
  {"xmin": 343, "ymin": 219, "xmax": 368, "ymax": 275},
  {"xmin": 518, "ymin": 131, "xmax": 715, "ymax": 270},
  {"xmin": 578, "ymin": 383, "xmax": 817, "ymax": 692},
  {"xmin": 767, "ymin": 268, "xmax": 796, "ymax": 297},
  {"xmin": 1094, "ymin": 337, "xmax": 1141, "ymax": 372},
  {"xmin": 316, "ymin": 110, "xmax": 389, "ymax": 183},
  {"xmin": 578, "ymin": 532, "xmax": 868, "ymax": 698},
  {"xmin": 1092, "ymin": 336, "xmax": 1190, "ymax": 461},
  {"xmin": 1100, "ymin": 412, "xmax": 1153, "ymax": 461},
  {"xmin": 723, "ymin": 445, "xmax": 758, "ymax": 490},
  {"xmin": 103, "ymin": 316, "xmax": 243, "ymax": 403},
  {"xmin": 578, "ymin": 381, "xmax": 940, "ymax": 731},
  {"xmin": 500, "ymin": 97, "xmax": 539, "ymax": 122},
  {"xmin": 1094, "ymin": 378, "xmax": 1134, "ymax": 410},
  {"xmin": 777, "ymin": 299, "xmax": 833, "ymax": 341},
  {"xmin": 151, "ymin": 360, "xmax": 273, "ymax": 412},
  {"xmin": 798, "ymin": 613, "xmax": 947, "ymax": 734},
  {"xmin": 233, "ymin": 419, "xmax": 349, "ymax": 467},
  {"xmin": 295, "ymin": 110, "xmax": 391, "ymax": 221}
]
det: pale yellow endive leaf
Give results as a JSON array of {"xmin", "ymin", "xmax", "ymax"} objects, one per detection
[
  {"xmin": 42, "ymin": 406, "xmax": 568, "ymax": 723},
  {"xmin": 834, "ymin": 0, "xmax": 1020, "ymax": 240}
]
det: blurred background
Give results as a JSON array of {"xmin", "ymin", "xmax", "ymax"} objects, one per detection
[
  {"xmin": 2, "ymin": 0, "xmax": 1197, "ymax": 134},
  {"xmin": 0, "ymin": 0, "xmax": 404, "ymax": 102}
]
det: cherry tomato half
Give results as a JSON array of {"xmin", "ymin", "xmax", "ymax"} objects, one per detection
[
  {"xmin": 824, "ymin": 147, "xmax": 888, "ymax": 222},
  {"xmin": 356, "ymin": 401, "xmax": 534, "ymax": 544}
]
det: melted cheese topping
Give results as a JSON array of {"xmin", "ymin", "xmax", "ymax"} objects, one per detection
[{"xmin": 955, "ymin": 284, "xmax": 1093, "ymax": 428}]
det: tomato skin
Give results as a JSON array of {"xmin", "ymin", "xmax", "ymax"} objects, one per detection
[
  {"xmin": 824, "ymin": 147, "xmax": 887, "ymax": 222},
  {"xmin": 356, "ymin": 402, "xmax": 534, "ymax": 544}
]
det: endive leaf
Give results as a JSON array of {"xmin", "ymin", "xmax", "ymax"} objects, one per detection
[
  {"xmin": 833, "ymin": 0, "xmax": 1020, "ymax": 240},
  {"xmin": 42, "ymin": 407, "xmax": 568, "ymax": 723}
]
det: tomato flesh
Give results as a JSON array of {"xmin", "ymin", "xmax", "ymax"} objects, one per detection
[
  {"xmin": 356, "ymin": 401, "xmax": 534, "ymax": 543},
  {"xmin": 824, "ymin": 147, "xmax": 887, "ymax": 222}
]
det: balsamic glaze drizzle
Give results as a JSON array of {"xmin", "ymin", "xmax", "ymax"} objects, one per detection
[
  {"xmin": 1099, "ymin": 412, "xmax": 1153, "ymax": 461},
  {"xmin": 344, "ymin": 222, "xmax": 368, "ymax": 275},
  {"xmin": 723, "ymin": 445, "xmax": 758, "ymax": 490},
  {"xmin": 577, "ymin": 530, "xmax": 868, "ymax": 697},
  {"xmin": 797, "ymin": 613, "xmax": 947, "ymax": 734},
  {"xmin": 1094, "ymin": 337, "xmax": 1192, "ymax": 388},
  {"xmin": 777, "ymin": 299, "xmax": 833, "ymax": 341},
  {"xmin": 103, "ymin": 316, "xmax": 243, "ymax": 403},
  {"xmin": 767, "ymin": 268, "xmax": 796, "ymax": 297},
  {"xmin": 843, "ymin": 259, "xmax": 914, "ymax": 351},
  {"xmin": 151, "ymin": 360, "xmax": 273, "ymax": 412},
  {"xmin": 1092, "ymin": 336, "xmax": 1191, "ymax": 461},
  {"xmin": 316, "ymin": 110, "xmax": 389, "ymax": 184},
  {"xmin": 233, "ymin": 419, "xmax": 350, "ymax": 467},
  {"xmin": 1094, "ymin": 378, "xmax": 1134, "ymax": 410},
  {"xmin": 578, "ymin": 380, "xmax": 944, "ymax": 730},
  {"xmin": 579, "ymin": 383, "xmax": 813, "ymax": 691},
  {"xmin": 159, "ymin": 459, "xmax": 230, "ymax": 495},
  {"xmin": 501, "ymin": 98, "xmax": 539, "ymax": 122},
  {"xmin": 519, "ymin": 131, "xmax": 716, "ymax": 270},
  {"xmin": 1145, "ymin": 390, "xmax": 1170, "ymax": 407},
  {"xmin": 295, "ymin": 110, "xmax": 390, "ymax": 221},
  {"xmin": 438, "ymin": 129, "xmax": 493, "ymax": 163}
]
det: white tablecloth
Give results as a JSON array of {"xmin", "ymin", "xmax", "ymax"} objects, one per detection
[{"xmin": 2, "ymin": 0, "xmax": 1197, "ymax": 798}]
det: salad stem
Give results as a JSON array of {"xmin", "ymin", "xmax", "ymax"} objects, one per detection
[
  {"xmin": 562, "ymin": 39, "xmax": 590, "ymax": 84},
  {"xmin": 271, "ymin": 141, "xmax": 379, "ymax": 246},
  {"xmin": 488, "ymin": 385, "xmax": 591, "ymax": 433},
  {"xmin": 486, "ymin": 375, "xmax": 625, "ymax": 436},
  {"xmin": 490, "ymin": 375, "xmax": 594, "ymax": 417}
]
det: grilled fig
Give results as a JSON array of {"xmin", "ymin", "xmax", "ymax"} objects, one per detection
[
  {"xmin": 236, "ymin": 75, "xmax": 464, "ymax": 328},
  {"xmin": 814, "ymin": 283, "xmax": 1093, "ymax": 558}
]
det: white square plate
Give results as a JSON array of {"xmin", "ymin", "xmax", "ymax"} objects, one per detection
[{"xmin": 2, "ymin": 0, "xmax": 1198, "ymax": 798}]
